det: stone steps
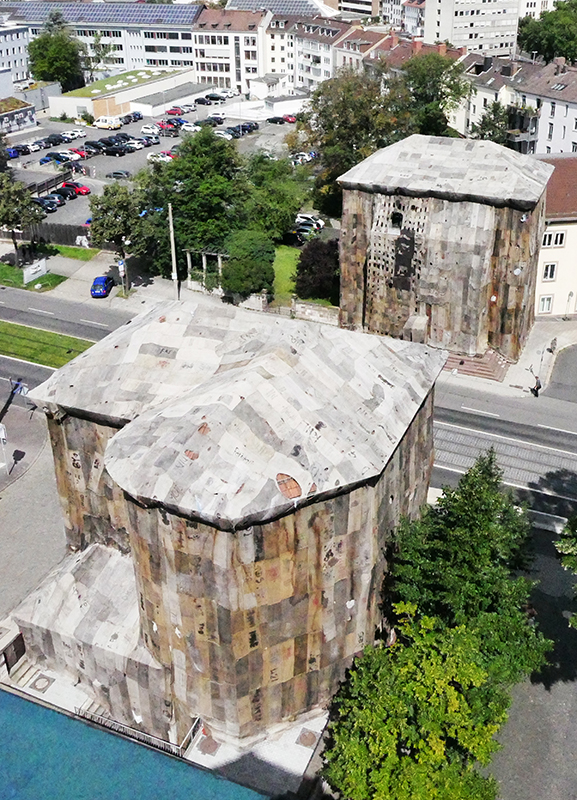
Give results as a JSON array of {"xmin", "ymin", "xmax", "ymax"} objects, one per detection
[
  {"xmin": 8, "ymin": 656, "xmax": 40, "ymax": 688},
  {"xmin": 80, "ymin": 698, "xmax": 111, "ymax": 719},
  {"xmin": 443, "ymin": 349, "xmax": 510, "ymax": 382}
]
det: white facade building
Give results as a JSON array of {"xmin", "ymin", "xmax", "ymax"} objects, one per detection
[
  {"xmin": 518, "ymin": 0, "xmax": 552, "ymax": 20},
  {"xmin": 0, "ymin": 23, "xmax": 30, "ymax": 84},
  {"xmin": 402, "ymin": 0, "xmax": 425, "ymax": 36},
  {"xmin": 423, "ymin": 0, "xmax": 519, "ymax": 54},
  {"xmin": 381, "ymin": 0, "xmax": 404, "ymax": 28}
]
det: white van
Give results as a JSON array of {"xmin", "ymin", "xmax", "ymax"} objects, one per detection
[{"xmin": 94, "ymin": 116, "xmax": 122, "ymax": 130}]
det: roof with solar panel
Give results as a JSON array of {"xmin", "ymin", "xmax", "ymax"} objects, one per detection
[
  {"xmin": 226, "ymin": 0, "xmax": 339, "ymax": 17},
  {"xmin": 0, "ymin": 2, "xmax": 203, "ymax": 25}
]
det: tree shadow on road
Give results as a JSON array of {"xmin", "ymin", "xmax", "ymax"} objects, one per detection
[{"xmin": 515, "ymin": 469, "xmax": 577, "ymax": 689}]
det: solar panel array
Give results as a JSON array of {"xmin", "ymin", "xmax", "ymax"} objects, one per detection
[
  {"xmin": 226, "ymin": 0, "xmax": 322, "ymax": 14},
  {"xmin": 0, "ymin": 2, "xmax": 203, "ymax": 26}
]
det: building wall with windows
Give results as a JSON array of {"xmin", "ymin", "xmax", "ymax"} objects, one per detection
[
  {"xmin": 518, "ymin": 0, "xmax": 552, "ymax": 20},
  {"xmin": 381, "ymin": 0, "xmax": 404, "ymax": 28},
  {"xmin": 264, "ymin": 16, "xmax": 300, "ymax": 86},
  {"xmin": 535, "ymin": 154, "xmax": 577, "ymax": 317},
  {"xmin": 291, "ymin": 19, "xmax": 354, "ymax": 91},
  {"xmin": 0, "ymin": 24, "xmax": 30, "ymax": 84},
  {"xmin": 423, "ymin": 0, "xmax": 519, "ymax": 55}
]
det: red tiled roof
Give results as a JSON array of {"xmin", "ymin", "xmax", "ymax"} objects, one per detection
[{"xmin": 537, "ymin": 154, "xmax": 577, "ymax": 221}]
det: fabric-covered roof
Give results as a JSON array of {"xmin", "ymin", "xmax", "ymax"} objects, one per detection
[
  {"xmin": 31, "ymin": 302, "xmax": 446, "ymax": 530},
  {"xmin": 338, "ymin": 134, "xmax": 554, "ymax": 212}
]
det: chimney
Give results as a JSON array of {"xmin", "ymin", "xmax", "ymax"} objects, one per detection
[
  {"xmin": 501, "ymin": 64, "xmax": 511, "ymax": 77},
  {"xmin": 553, "ymin": 56, "xmax": 566, "ymax": 74},
  {"xmin": 390, "ymin": 33, "xmax": 398, "ymax": 47},
  {"xmin": 438, "ymin": 42, "xmax": 446, "ymax": 56},
  {"xmin": 413, "ymin": 38, "xmax": 423, "ymax": 52},
  {"xmin": 483, "ymin": 55, "xmax": 493, "ymax": 72}
]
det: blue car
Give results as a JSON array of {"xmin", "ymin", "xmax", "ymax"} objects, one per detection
[
  {"xmin": 90, "ymin": 276, "xmax": 115, "ymax": 298},
  {"xmin": 6, "ymin": 147, "xmax": 19, "ymax": 158}
]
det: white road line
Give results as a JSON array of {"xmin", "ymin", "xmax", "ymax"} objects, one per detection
[
  {"xmin": 461, "ymin": 405, "xmax": 500, "ymax": 417},
  {"xmin": 538, "ymin": 423, "xmax": 577, "ymax": 436},
  {"xmin": 433, "ymin": 462, "xmax": 577, "ymax": 502},
  {"xmin": 435, "ymin": 420, "xmax": 577, "ymax": 459},
  {"xmin": 28, "ymin": 307, "xmax": 54, "ymax": 315},
  {"xmin": 0, "ymin": 300, "xmax": 5, "ymax": 304},
  {"xmin": 80, "ymin": 319, "xmax": 109, "ymax": 328}
]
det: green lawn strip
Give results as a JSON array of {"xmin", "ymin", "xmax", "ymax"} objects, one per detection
[
  {"xmin": 272, "ymin": 245, "xmax": 299, "ymax": 305},
  {"xmin": 47, "ymin": 245, "xmax": 99, "ymax": 261},
  {"xmin": 0, "ymin": 320, "xmax": 93, "ymax": 368},
  {"xmin": 0, "ymin": 262, "xmax": 67, "ymax": 292}
]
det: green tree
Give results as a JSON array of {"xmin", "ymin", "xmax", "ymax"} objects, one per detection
[
  {"xmin": 221, "ymin": 229, "xmax": 275, "ymax": 297},
  {"xmin": 294, "ymin": 237, "xmax": 340, "ymax": 305},
  {"xmin": 518, "ymin": 2, "xmax": 577, "ymax": 63},
  {"xmin": 403, "ymin": 52, "xmax": 471, "ymax": 135},
  {"xmin": 244, "ymin": 153, "xmax": 307, "ymax": 240},
  {"xmin": 0, "ymin": 173, "xmax": 45, "ymax": 265},
  {"xmin": 89, "ymin": 184, "xmax": 143, "ymax": 262},
  {"xmin": 323, "ymin": 604, "xmax": 502, "ymax": 800},
  {"xmin": 555, "ymin": 515, "xmax": 577, "ymax": 627},
  {"xmin": 28, "ymin": 11, "xmax": 84, "ymax": 92},
  {"xmin": 301, "ymin": 65, "xmax": 416, "ymax": 215},
  {"xmin": 470, "ymin": 101, "xmax": 510, "ymax": 145},
  {"xmin": 82, "ymin": 32, "xmax": 114, "ymax": 83}
]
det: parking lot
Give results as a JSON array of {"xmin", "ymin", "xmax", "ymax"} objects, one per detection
[{"xmin": 6, "ymin": 98, "xmax": 296, "ymax": 227}]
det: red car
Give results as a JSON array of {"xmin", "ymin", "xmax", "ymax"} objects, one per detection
[
  {"xmin": 68, "ymin": 148, "xmax": 89, "ymax": 158},
  {"xmin": 160, "ymin": 150, "xmax": 175, "ymax": 158},
  {"xmin": 166, "ymin": 107, "xmax": 184, "ymax": 115},
  {"xmin": 283, "ymin": 114, "xmax": 296, "ymax": 123},
  {"xmin": 61, "ymin": 181, "xmax": 91, "ymax": 195},
  {"xmin": 156, "ymin": 120, "xmax": 177, "ymax": 130}
]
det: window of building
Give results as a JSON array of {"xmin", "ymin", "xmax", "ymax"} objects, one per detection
[
  {"xmin": 539, "ymin": 295, "xmax": 553, "ymax": 313},
  {"xmin": 550, "ymin": 101, "xmax": 556, "ymax": 116},
  {"xmin": 543, "ymin": 262, "xmax": 556, "ymax": 281},
  {"xmin": 573, "ymin": 142, "xmax": 577, "ymax": 152},
  {"xmin": 542, "ymin": 230, "xmax": 566, "ymax": 247},
  {"xmin": 548, "ymin": 122, "xmax": 554, "ymax": 139}
]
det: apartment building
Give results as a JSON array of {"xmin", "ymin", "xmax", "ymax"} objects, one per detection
[
  {"xmin": 534, "ymin": 154, "xmax": 577, "ymax": 318},
  {"xmin": 423, "ymin": 0, "xmax": 519, "ymax": 54},
  {"xmin": 402, "ymin": 0, "xmax": 426, "ymax": 36},
  {"xmin": 518, "ymin": 0, "xmax": 553, "ymax": 19},
  {"xmin": 334, "ymin": 28, "xmax": 391, "ymax": 70},
  {"xmin": 381, "ymin": 0, "xmax": 404, "ymax": 27},
  {"xmin": 291, "ymin": 18, "xmax": 353, "ymax": 90},
  {"xmin": 0, "ymin": 22, "xmax": 29, "ymax": 83},
  {"xmin": 263, "ymin": 15, "xmax": 300, "ymax": 85}
]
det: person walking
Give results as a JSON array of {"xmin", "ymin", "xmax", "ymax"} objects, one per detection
[{"xmin": 531, "ymin": 376, "xmax": 542, "ymax": 397}]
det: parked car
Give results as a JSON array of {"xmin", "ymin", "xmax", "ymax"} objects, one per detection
[
  {"xmin": 59, "ymin": 131, "xmax": 78, "ymax": 142},
  {"xmin": 296, "ymin": 213, "xmax": 324, "ymax": 228},
  {"xmin": 71, "ymin": 128, "xmax": 87, "ymax": 138},
  {"xmin": 134, "ymin": 136, "xmax": 152, "ymax": 147},
  {"xmin": 224, "ymin": 127, "xmax": 241, "ymax": 139},
  {"xmin": 283, "ymin": 230, "xmax": 305, "ymax": 247},
  {"xmin": 105, "ymin": 170, "xmax": 131, "ymax": 179},
  {"xmin": 283, "ymin": 114, "xmax": 296, "ymax": 123},
  {"xmin": 179, "ymin": 104, "xmax": 195, "ymax": 112},
  {"xmin": 53, "ymin": 186, "xmax": 77, "ymax": 201},
  {"xmin": 141, "ymin": 124, "xmax": 160, "ymax": 135},
  {"xmin": 90, "ymin": 276, "xmax": 115, "ymax": 298},
  {"xmin": 142, "ymin": 134, "xmax": 160, "ymax": 145},
  {"xmin": 130, "ymin": 111, "xmax": 143, "ymax": 121},
  {"xmin": 166, "ymin": 107, "xmax": 184, "ymax": 115},
  {"xmin": 160, "ymin": 149, "xmax": 175, "ymax": 158},
  {"xmin": 194, "ymin": 97, "xmax": 211, "ymax": 105},
  {"xmin": 294, "ymin": 151, "xmax": 313, "ymax": 163},
  {"xmin": 159, "ymin": 128, "xmax": 179, "ymax": 138},
  {"xmin": 25, "ymin": 141, "xmax": 42, "ymax": 152},
  {"xmin": 13, "ymin": 144, "xmax": 31, "ymax": 155},
  {"xmin": 198, "ymin": 118, "xmax": 217, "ymax": 128},
  {"xmin": 85, "ymin": 140, "xmax": 106, "ymax": 152},
  {"xmin": 43, "ymin": 193, "xmax": 66, "ymax": 207},
  {"xmin": 61, "ymin": 181, "xmax": 91, "ymax": 195},
  {"xmin": 46, "ymin": 151, "xmax": 71, "ymax": 163},
  {"xmin": 181, "ymin": 123, "xmax": 201, "ymax": 133},
  {"xmin": 58, "ymin": 150, "xmax": 82, "ymax": 161},
  {"xmin": 205, "ymin": 93, "xmax": 224, "ymax": 103},
  {"xmin": 33, "ymin": 139, "xmax": 51, "ymax": 149},
  {"xmin": 45, "ymin": 134, "xmax": 65, "ymax": 146},
  {"xmin": 148, "ymin": 152, "xmax": 172, "ymax": 163},
  {"xmin": 119, "ymin": 114, "xmax": 133, "ymax": 125},
  {"xmin": 32, "ymin": 196, "xmax": 57, "ymax": 213},
  {"xmin": 214, "ymin": 130, "xmax": 233, "ymax": 140},
  {"xmin": 267, "ymin": 116, "xmax": 285, "ymax": 124},
  {"xmin": 124, "ymin": 140, "xmax": 144, "ymax": 152},
  {"xmin": 113, "ymin": 132, "xmax": 132, "ymax": 142},
  {"xmin": 156, "ymin": 120, "xmax": 177, "ymax": 130},
  {"xmin": 103, "ymin": 145, "xmax": 127, "ymax": 157},
  {"xmin": 207, "ymin": 114, "xmax": 225, "ymax": 125},
  {"xmin": 243, "ymin": 121, "xmax": 259, "ymax": 131},
  {"xmin": 168, "ymin": 117, "xmax": 187, "ymax": 126}
]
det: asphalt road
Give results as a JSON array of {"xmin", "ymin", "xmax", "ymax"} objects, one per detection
[{"xmin": 546, "ymin": 343, "xmax": 577, "ymax": 403}]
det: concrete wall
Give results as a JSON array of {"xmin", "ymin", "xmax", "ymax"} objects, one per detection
[{"xmin": 339, "ymin": 188, "xmax": 544, "ymax": 360}]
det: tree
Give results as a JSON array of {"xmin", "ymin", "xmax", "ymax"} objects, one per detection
[
  {"xmin": 82, "ymin": 33, "xmax": 115, "ymax": 83},
  {"xmin": 28, "ymin": 11, "xmax": 84, "ymax": 92},
  {"xmin": 0, "ymin": 174, "xmax": 45, "ymax": 265},
  {"xmin": 244, "ymin": 153, "xmax": 307, "ymax": 240},
  {"xmin": 403, "ymin": 52, "xmax": 471, "ymax": 135},
  {"xmin": 555, "ymin": 515, "xmax": 577, "ymax": 627},
  {"xmin": 294, "ymin": 237, "xmax": 339, "ymax": 305},
  {"xmin": 301, "ymin": 65, "xmax": 416, "ymax": 215},
  {"xmin": 323, "ymin": 605, "xmax": 502, "ymax": 800},
  {"xmin": 221, "ymin": 230, "xmax": 275, "ymax": 297},
  {"xmin": 518, "ymin": 2, "xmax": 577, "ymax": 63},
  {"xmin": 470, "ymin": 102, "xmax": 510, "ymax": 145},
  {"xmin": 89, "ymin": 184, "xmax": 143, "ymax": 263}
]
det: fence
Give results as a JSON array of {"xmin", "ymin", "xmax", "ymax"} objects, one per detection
[{"xmin": 2, "ymin": 222, "xmax": 93, "ymax": 248}]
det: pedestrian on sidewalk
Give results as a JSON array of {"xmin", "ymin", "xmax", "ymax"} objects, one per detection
[{"xmin": 530, "ymin": 376, "xmax": 542, "ymax": 397}]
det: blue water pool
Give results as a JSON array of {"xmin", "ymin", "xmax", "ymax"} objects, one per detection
[{"xmin": 0, "ymin": 690, "xmax": 265, "ymax": 800}]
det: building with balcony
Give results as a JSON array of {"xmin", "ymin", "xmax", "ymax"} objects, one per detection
[{"xmin": 423, "ymin": 0, "xmax": 519, "ymax": 55}]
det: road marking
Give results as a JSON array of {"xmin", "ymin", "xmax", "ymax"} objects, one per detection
[
  {"xmin": 0, "ymin": 300, "xmax": 4, "ymax": 305},
  {"xmin": 538, "ymin": 423, "xmax": 577, "ymax": 436},
  {"xmin": 461, "ymin": 405, "xmax": 500, "ymax": 417},
  {"xmin": 80, "ymin": 319, "xmax": 109, "ymax": 328},
  {"xmin": 434, "ymin": 463, "xmax": 577, "ymax": 502},
  {"xmin": 28, "ymin": 307, "xmax": 54, "ymax": 315},
  {"xmin": 435, "ymin": 420, "xmax": 577, "ymax": 459}
]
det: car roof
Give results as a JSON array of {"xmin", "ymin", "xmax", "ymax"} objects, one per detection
[{"xmin": 93, "ymin": 276, "xmax": 109, "ymax": 285}]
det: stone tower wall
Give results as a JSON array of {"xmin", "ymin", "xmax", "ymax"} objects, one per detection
[
  {"xmin": 339, "ymin": 188, "xmax": 545, "ymax": 360},
  {"xmin": 126, "ymin": 391, "xmax": 435, "ymax": 743}
]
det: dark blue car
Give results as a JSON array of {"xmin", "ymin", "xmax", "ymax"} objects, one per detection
[
  {"xmin": 90, "ymin": 276, "xmax": 115, "ymax": 298},
  {"xmin": 6, "ymin": 147, "xmax": 19, "ymax": 158}
]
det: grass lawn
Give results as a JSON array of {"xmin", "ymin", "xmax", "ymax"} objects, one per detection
[
  {"xmin": 37, "ymin": 244, "xmax": 99, "ymax": 261},
  {"xmin": 0, "ymin": 262, "xmax": 67, "ymax": 292},
  {"xmin": 273, "ymin": 246, "xmax": 299, "ymax": 306},
  {"xmin": 0, "ymin": 321, "xmax": 93, "ymax": 368}
]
